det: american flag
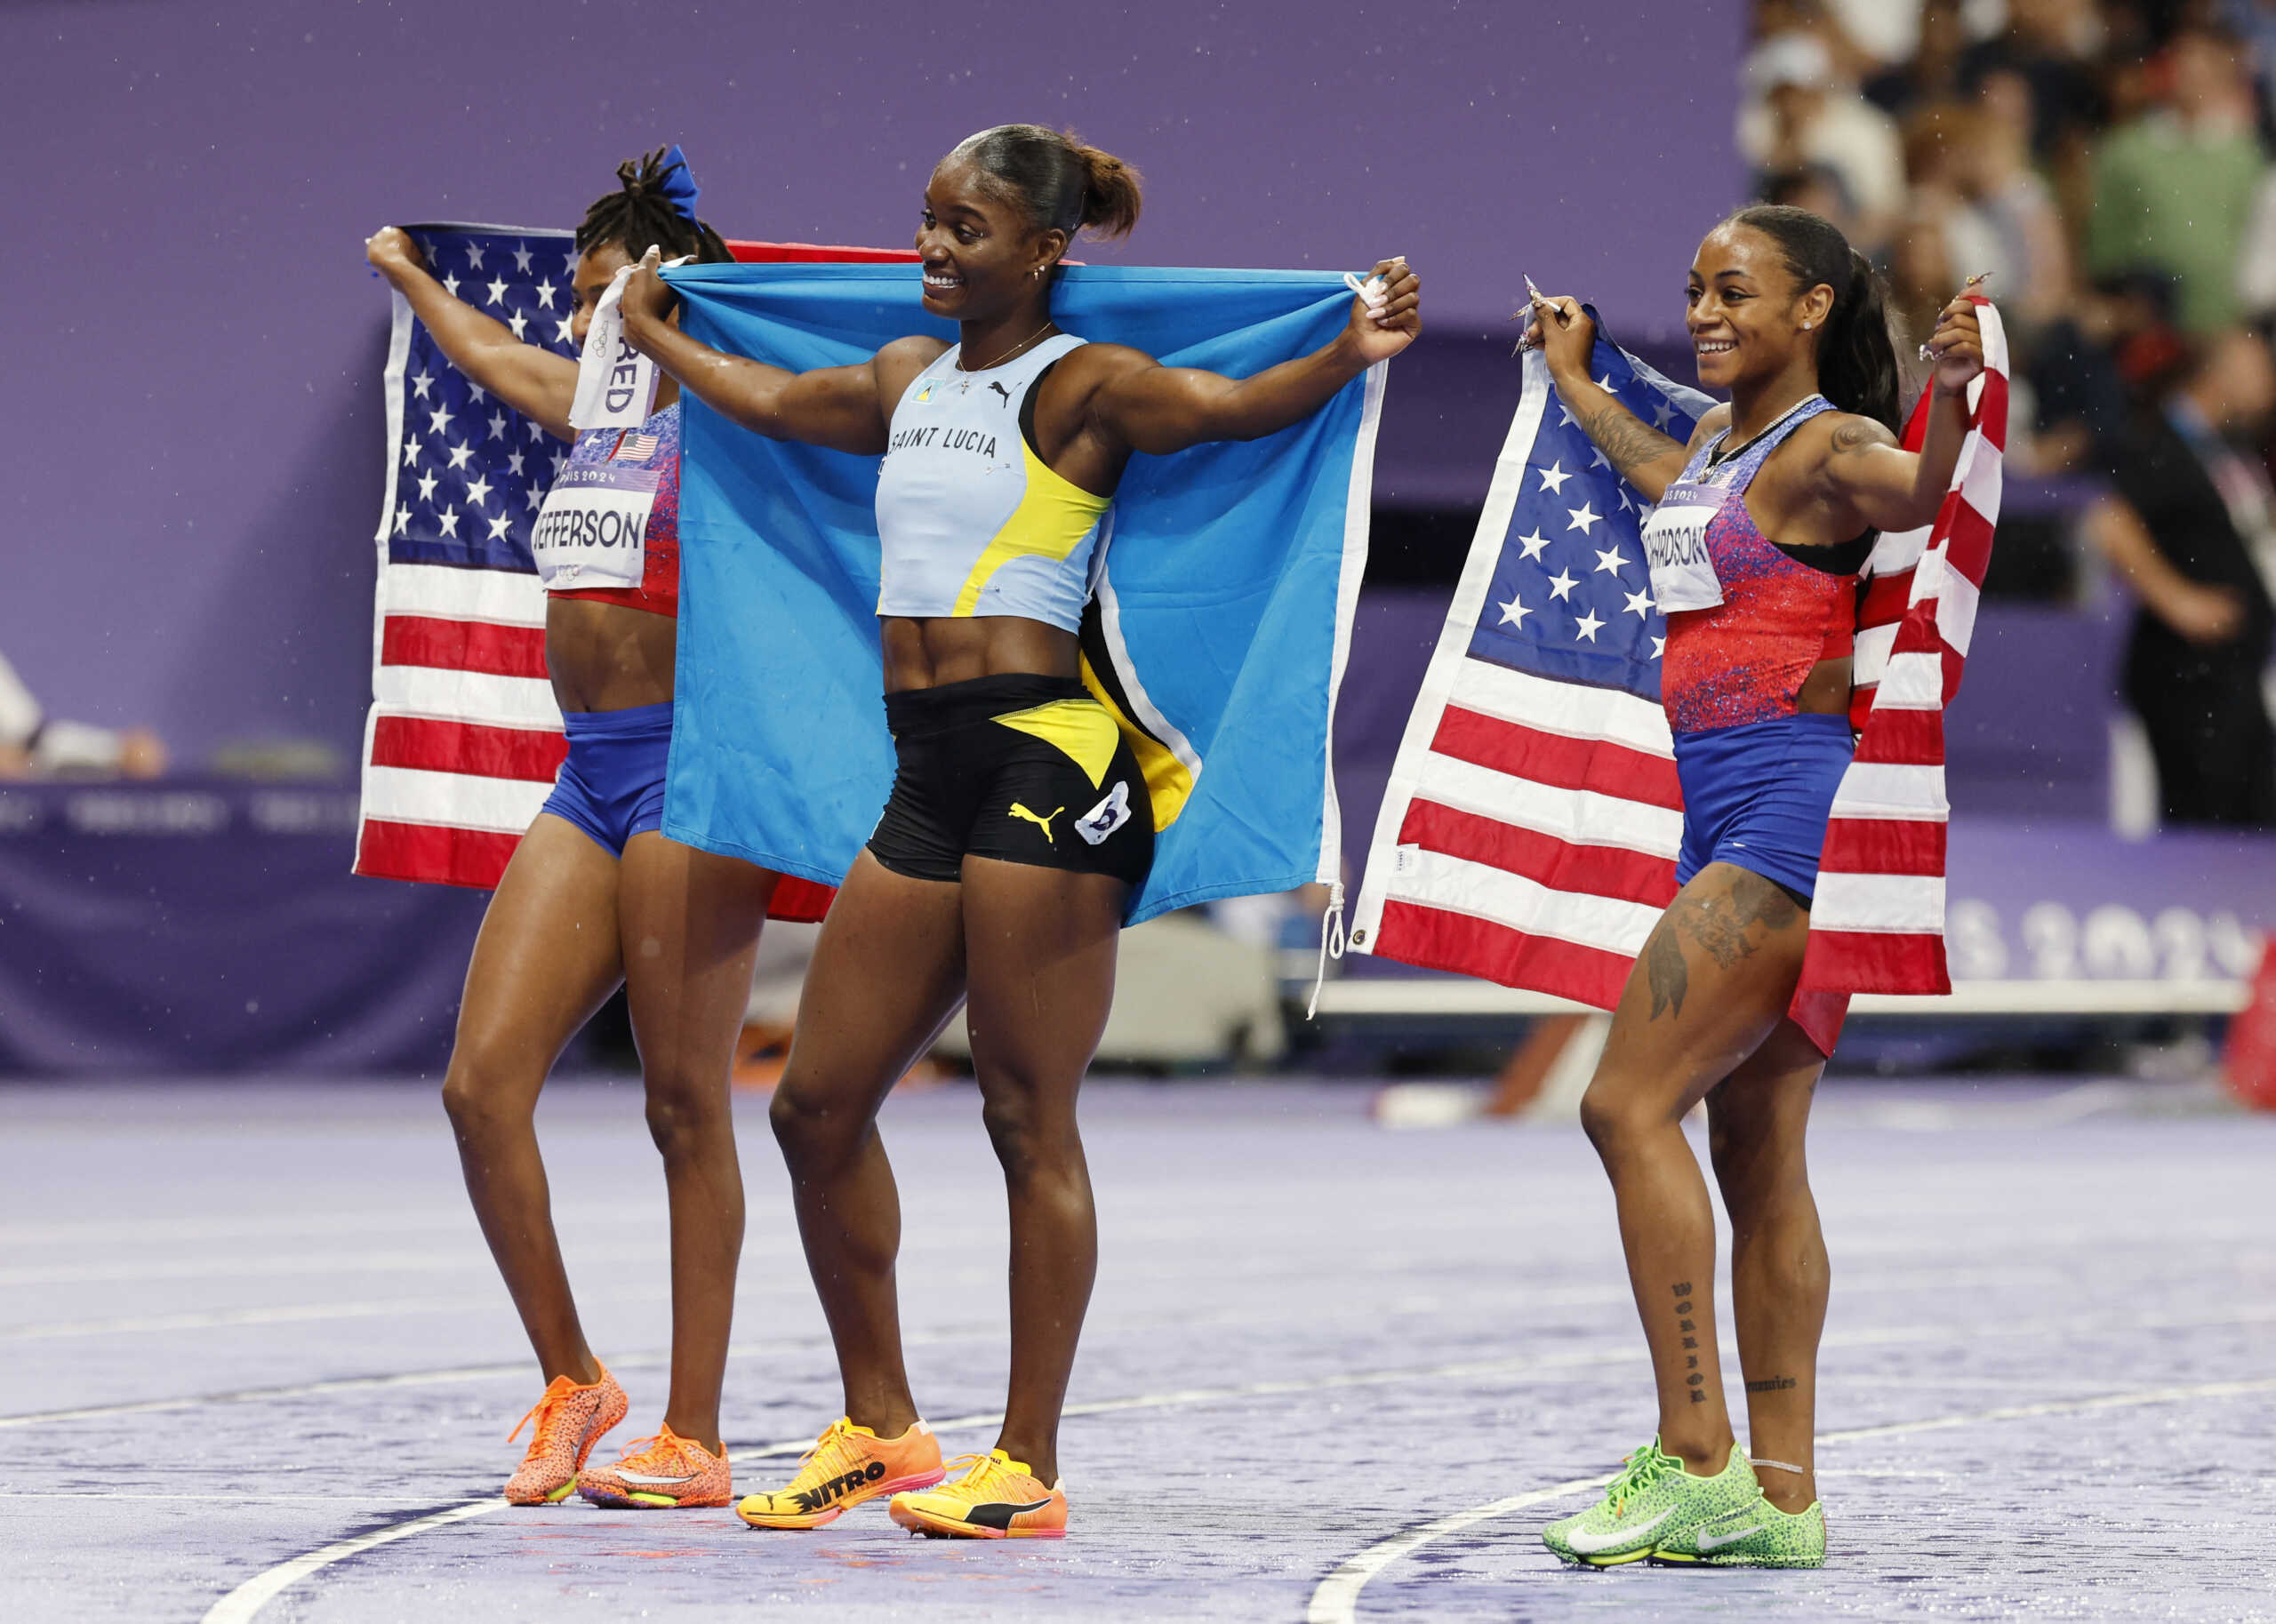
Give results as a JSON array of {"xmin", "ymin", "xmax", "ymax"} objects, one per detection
[
  {"xmin": 1807, "ymin": 298, "xmax": 2008, "ymax": 993},
  {"xmin": 1347, "ymin": 304, "xmax": 2007, "ymax": 1044},
  {"xmin": 355, "ymin": 222, "xmax": 913, "ymax": 916}
]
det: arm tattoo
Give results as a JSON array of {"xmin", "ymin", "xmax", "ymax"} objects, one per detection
[
  {"xmin": 1579, "ymin": 398, "xmax": 1685, "ymax": 484},
  {"xmin": 1829, "ymin": 418, "xmax": 1896, "ymax": 457}
]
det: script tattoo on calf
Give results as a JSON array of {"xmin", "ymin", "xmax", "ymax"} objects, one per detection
[
  {"xmin": 1673, "ymin": 1282, "xmax": 1704, "ymax": 1403},
  {"xmin": 1745, "ymin": 1375, "xmax": 1798, "ymax": 1393}
]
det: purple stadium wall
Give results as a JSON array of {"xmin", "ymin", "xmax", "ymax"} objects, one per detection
[{"xmin": 0, "ymin": 0, "xmax": 1741, "ymax": 763}]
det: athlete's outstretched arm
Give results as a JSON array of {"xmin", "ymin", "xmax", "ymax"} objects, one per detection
[
  {"xmin": 1086, "ymin": 259, "xmax": 1419, "ymax": 456},
  {"xmin": 1527, "ymin": 293, "xmax": 1698, "ymax": 503},
  {"xmin": 617, "ymin": 250, "xmax": 924, "ymax": 456},
  {"xmin": 366, "ymin": 228, "xmax": 580, "ymax": 441},
  {"xmin": 1812, "ymin": 296, "xmax": 1984, "ymax": 533}
]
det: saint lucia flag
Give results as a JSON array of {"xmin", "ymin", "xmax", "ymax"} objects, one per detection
[{"xmin": 658, "ymin": 262, "xmax": 1383, "ymax": 922}]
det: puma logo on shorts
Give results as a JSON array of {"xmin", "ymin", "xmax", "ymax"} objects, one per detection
[{"xmin": 1009, "ymin": 803, "xmax": 1065, "ymax": 844}]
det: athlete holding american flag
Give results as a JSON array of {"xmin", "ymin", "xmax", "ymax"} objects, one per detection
[
  {"xmin": 363, "ymin": 149, "xmax": 784, "ymax": 1514},
  {"xmin": 1519, "ymin": 207, "xmax": 1988, "ymax": 1570}
]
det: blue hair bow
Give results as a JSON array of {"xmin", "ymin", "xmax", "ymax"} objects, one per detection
[{"xmin": 656, "ymin": 144, "xmax": 701, "ymax": 223}]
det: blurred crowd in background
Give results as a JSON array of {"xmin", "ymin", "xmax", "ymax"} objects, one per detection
[{"xmin": 1743, "ymin": 0, "xmax": 2276, "ymax": 822}]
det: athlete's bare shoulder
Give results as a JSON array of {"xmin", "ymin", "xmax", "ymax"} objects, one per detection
[
  {"xmin": 1684, "ymin": 402, "xmax": 1733, "ymax": 456},
  {"xmin": 872, "ymin": 334, "xmax": 953, "ymax": 404},
  {"xmin": 1056, "ymin": 340, "xmax": 1156, "ymax": 386}
]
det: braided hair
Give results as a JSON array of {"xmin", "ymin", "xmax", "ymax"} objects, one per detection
[{"xmin": 574, "ymin": 148, "xmax": 733, "ymax": 265}]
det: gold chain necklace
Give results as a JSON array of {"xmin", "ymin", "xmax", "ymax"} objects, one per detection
[{"xmin": 958, "ymin": 317, "xmax": 1057, "ymax": 376}]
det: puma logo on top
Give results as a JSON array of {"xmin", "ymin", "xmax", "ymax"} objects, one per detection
[
  {"xmin": 988, "ymin": 380, "xmax": 1014, "ymax": 406},
  {"xmin": 1009, "ymin": 803, "xmax": 1064, "ymax": 844},
  {"xmin": 1076, "ymin": 781, "xmax": 1133, "ymax": 846}
]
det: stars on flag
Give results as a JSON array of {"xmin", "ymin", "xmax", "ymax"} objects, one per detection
[
  {"xmin": 389, "ymin": 228, "xmax": 582, "ymax": 566},
  {"xmin": 1469, "ymin": 348, "xmax": 1706, "ymax": 682}
]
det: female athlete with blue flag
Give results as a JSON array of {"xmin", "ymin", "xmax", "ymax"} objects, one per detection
[{"xmin": 620, "ymin": 124, "xmax": 1418, "ymax": 1539}]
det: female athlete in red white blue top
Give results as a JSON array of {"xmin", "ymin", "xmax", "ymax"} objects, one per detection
[
  {"xmin": 364, "ymin": 148, "xmax": 780, "ymax": 1514},
  {"xmin": 1521, "ymin": 204, "xmax": 1985, "ymax": 1569}
]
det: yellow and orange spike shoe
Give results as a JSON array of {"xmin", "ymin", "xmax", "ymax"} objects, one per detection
[
  {"xmin": 736, "ymin": 1416, "xmax": 945, "ymax": 1530},
  {"xmin": 501, "ymin": 1366, "xmax": 629, "ymax": 1506},
  {"xmin": 888, "ymin": 1450, "xmax": 1068, "ymax": 1540},
  {"xmin": 575, "ymin": 1423, "xmax": 732, "ymax": 1508}
]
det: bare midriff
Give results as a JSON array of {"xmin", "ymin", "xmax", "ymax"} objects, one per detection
[
  {"xmin": 881, "ymin": 615, "xmax": 1079, "ymax": 693},
  {"xmin": 1795, "ymin": 655, "xmax": 1852, "ymax": 718},
  {"xmin": 545, "ymin": 597, "xmax": 677, "ymax": 713}
]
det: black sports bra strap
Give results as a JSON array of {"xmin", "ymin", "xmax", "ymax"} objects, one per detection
[
  {"xmin": 1017, "ymin": 358, "xmax": 1062, "ymax": 460},
  {"xmin": 1773, "ymin": 531, "xmax": 1878, "ymax": 576}
]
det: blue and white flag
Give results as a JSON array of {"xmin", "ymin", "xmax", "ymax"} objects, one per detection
[{"xmin": 655, "ymin": 262, "xmax": 1382, "ymax": 923}]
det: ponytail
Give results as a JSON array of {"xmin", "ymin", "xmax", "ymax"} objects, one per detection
[
  {"xmin": 1068, "ymin": 140, "xmax": 1142, "ymax": 239},
  {"xmin": 949, "ymin": 124, "xmax": 1144, "ymax": 246},
  {"xmin": 1725, "ymin": 204, "xmax": 1902, "ymax": 432}
]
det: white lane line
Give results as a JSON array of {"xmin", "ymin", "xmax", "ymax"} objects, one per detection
[
  {"xmin": 0, "ymin": 1300, "xmax": 482, "ymax": 1343},
  {"xmin": 200, "ymin": 1500, "xmax": 504, "ymax": 1624},
  {"xmin": 20, "ymin": 1296, "xmax": 2275, "ymax": 1432},
  {"xmin": 1303, "ymin": 1374, "xmax": 2276, "ymax": 1624},
  {"xmin": 188, "ymin": 1340, "xmax": 2276, "ymax": 1624}
]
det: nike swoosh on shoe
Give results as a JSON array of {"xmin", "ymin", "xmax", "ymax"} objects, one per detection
[
  {"xmin": 1695, "ymin": 1522, "xmax": 1767, "ymax": 1550},
  {"xmin": 616, "ymin": 1469, "xmax": 701, "ymax": 1486},
  {"xmin": 1567, "ymin": 1508, "xmax": 1674, "ymax": 1553}
]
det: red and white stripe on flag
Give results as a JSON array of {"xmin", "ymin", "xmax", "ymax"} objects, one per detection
[
  {"xmin": 1349, "ymin": 301, "xmax": 2007, "ymax": 1049},
  {"xmin": 353, "ymin": 233, "xmax": 913, "ymax": 916},
  {"xmin": 1805, "ymin": 298, "xmax": 2008, "ymax": 995}
]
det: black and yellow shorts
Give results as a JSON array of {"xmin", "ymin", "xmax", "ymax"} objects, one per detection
[{"xmin": 868, "ymin": 674, "xmax": 1155, "ymax": 888}]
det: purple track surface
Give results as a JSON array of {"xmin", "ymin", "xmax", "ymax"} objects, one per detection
[{"xmin": 4, "ymin": 1077, "xmax": 2272, "ymax": 1621}]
